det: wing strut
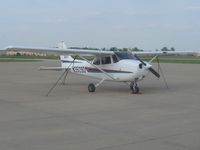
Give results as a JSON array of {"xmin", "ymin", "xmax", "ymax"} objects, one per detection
[{"xmin": 156, "ymin": 57, "xmax": 169, "ymax": 89}]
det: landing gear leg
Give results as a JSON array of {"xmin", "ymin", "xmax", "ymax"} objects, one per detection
[
  {"xmin": 61, "ymin": 69, "xmax": 69, "ymax": 85},
  {"xmin": 130, "ymin": 80, "xmax": 140, "ymax": 94}
]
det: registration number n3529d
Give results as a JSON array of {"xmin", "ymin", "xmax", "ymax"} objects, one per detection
[{"xmin": 72, "ymin": 67, "xmax": 87, "ymax": 73}]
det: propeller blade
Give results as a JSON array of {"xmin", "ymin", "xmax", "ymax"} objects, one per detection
[
  {"xmin": 134, "ymin": 54, "xmax": 146, "ymax": 66},
  {"xmin": 148, "ymin": 67, "xmax": 160, "ymax": 78}
]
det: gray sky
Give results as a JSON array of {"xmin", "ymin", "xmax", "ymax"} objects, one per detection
[{"xmin": 0, "ymin": 0, "xmax": 200, "ymax": 50}]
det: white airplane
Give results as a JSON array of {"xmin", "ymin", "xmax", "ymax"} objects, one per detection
[{"xmin": 4, "ymin": 45, "xmax": 196, "ymax": 95}]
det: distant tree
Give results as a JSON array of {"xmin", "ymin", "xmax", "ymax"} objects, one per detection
[
  {"xmin": 170, "ymin": 47, "xmax": 175, "ymax": 51},
  {"xmin": 69, "ymin": 47, "xmax": 99, "ymax": 50},
  {"xmin": 161, "ymin": 47, "xmax": 169, "ymax": 51},
  {"xmin": 161, "ymin": 47, "xmax": 175, "ymax": 51},
  {"xmin": 122, "ymin": 48, "xmax": 128, "ymax": 51},
  {"xmin": 16, "ymin": 52, "xmax": 21, "ymax": 56},
  {"xmin": 130, "ymin": 47, "xmax": 143, "ymax": 51},
  {"xmin": 132, "ymin": 47, "xmax": 139, "ymax": 51},
  {"xmin": 110, "ymin": 47, "xmax": 118, "ymax": 51}
]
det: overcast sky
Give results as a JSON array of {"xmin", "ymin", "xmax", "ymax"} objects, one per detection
[{"xmin": 0, "ymin": 0, "xmax": 200, "ymax": 50}]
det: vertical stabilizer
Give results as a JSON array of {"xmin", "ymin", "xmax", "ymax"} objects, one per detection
[{"xmin": 58, "ymin": 41, "xmax": 67, "ymax": 49}]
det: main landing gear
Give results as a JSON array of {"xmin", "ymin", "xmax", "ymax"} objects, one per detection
[
  {"xmin": 88, "ymin": 78, "xmax": 105, "ymax": 92},
  {"xmin": 130, "ymin": 80, "xmax": 140, "ymax": 94},
  {"xmin": 88, "ymin": 83, "xmax": 95, "ymax": 92},
  {"xmin": 88, "ymin": 79, "xmax": 140, "ymax": 94}
]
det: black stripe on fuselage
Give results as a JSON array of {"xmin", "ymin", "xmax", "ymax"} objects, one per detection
[
  {"xmin": 61, "ymin": 60, "xmax": 82, "ymax": 63},
  {"xmin": 85, "ymin": 67, "xmax": 132, "ymax": 73}
]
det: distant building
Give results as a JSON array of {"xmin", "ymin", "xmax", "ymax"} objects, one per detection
[
  {"xmin": 0, "ymin": 50, "xmax": 6, "ymax": 55},
  {"xmin": 193, "ymin": 52, "xmax": 200, "ymax": 57},
  {"xmin": 5, "ymin": 51, "xmax": 47, "ymax": 56},
  {"xmin": 2, "ymin": 41, "xmax": 67, "ymax": 56}
]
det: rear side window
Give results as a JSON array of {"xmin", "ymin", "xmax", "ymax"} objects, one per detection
[{"xmin": 102, "ymin": 56, "xmax": 111, "ymax": 64}]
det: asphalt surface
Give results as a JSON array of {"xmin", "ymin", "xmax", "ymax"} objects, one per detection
[{"xmin": 0, "ymin": 60, "xmax": 200, "ymax": 150}]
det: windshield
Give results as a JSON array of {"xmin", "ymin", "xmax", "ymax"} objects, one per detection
[{"xmin": 114, "ymin": 52, "xmax": 136, "ymax": 60}]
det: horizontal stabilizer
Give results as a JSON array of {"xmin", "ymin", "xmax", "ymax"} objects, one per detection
[{"xmin": 39, "ymin": 66, "xmax": 66, "ymax": 71}]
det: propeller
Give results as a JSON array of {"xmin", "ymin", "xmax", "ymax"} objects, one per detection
[{"xmin": 134, "ymin": 54, "xmax": 160, "ymax": 78}]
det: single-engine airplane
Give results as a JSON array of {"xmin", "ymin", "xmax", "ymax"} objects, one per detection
[{"xmin": 4, "ymin": 44, "xmax": 196, "ymax": 95}]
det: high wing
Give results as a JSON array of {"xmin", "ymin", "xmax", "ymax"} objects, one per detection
[
  {"xmin": 132, "ymin": 51, "xmax": 196, "ymax": 55},
  {"xmin": 4, "ymin": 46, "xmax": 197, "ymax": 56},
  {"xmin": 4, "ymin": 46, "xmax": 114, "ymax": 56}
]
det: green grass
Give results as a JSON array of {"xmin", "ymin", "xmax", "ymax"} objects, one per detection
[
  {"xmin": 141, "ymin": 56, "xmax": 200, "ymax": 64},
  {"xmin": 0, "ymin": 55, "xmax": 59, "ymax": 62},
  {"xmin": 0, "ymin": 58, "xmax": 41, "ymax": 62}
]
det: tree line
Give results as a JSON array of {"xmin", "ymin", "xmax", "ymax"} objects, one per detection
[{"xmin": 69, "ymin": 46, "xmax": 176, "ymax": 52}]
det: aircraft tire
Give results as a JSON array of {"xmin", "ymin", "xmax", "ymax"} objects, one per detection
[
  {"xmin": 132, "ymin": 86, "xmax": 139, "ymax": 94},
  {"xmin": 130, "ymin": 81, "xmax": 135, "ymax": 90},
  {"xmin": 130, "ymin": 84, "xmax": 133, "ymax": 90},
  {"xmin": 88, "ymin": 83, "xmax": 95, "ymax": 92}
]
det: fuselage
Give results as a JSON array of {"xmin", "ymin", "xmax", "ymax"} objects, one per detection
[{"xmin": 60, "ymin": 52, "xmax": 151, "ymax": 82}]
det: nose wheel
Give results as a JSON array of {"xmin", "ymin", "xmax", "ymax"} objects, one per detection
[
  {"xmin": 130, "ymin": 81, "xmax": 140, "ymax": 94},
  {"xmin": 132, "ymin": 86, "xmax": 140, "ymax": 94}
]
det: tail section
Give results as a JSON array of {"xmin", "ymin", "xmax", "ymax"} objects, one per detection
[
  {"xmin": 60, "ymin": 55, "xmax": 85, "ymax": 69},
  {"xmin": 57, "ymin": 41, "xmax": 67, "ymax": 49},
  {"xmin": 39, "ymin": 55, "xmax": 73, "ymax": 71},
  {"xmin": 60, "ymin": 55, "xmax": 75, "ymax": 68}
]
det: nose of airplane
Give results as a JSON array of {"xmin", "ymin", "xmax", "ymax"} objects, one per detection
[
  {"xmin": 135, "ymin": 55, "xmax": 160, "ymax": 78},
  {"xmin": 138, "ymin": 61, "xmax": 151, "ymax": 69}
]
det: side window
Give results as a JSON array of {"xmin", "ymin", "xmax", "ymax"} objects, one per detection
[
  {"xmin": 93, "ymin": 57, "xmax": 100, "ymax": 65},
  {"xmin": 112, "ymin": 55, "xmax": 118, "ymax": 63},
  {"xmin": 102, "ymin": 56, "xmax": 111, "ymax": 64}
]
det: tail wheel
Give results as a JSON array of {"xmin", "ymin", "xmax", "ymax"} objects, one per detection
[{"xmin": 88, "ymin": 83, "xmax": 95, "ymax": 92}]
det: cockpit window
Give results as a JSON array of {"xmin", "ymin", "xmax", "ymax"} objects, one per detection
[
  {"xmin": 115, "ymin": 52, "xmax": 136, "ymax": 60},
  {"xmin": 93, "ymin": 55, "xmax": 119, "ymax": 65},
  {"xmin": 112, "ymin": 54, "xmax": 119, "ymax": 63}
]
